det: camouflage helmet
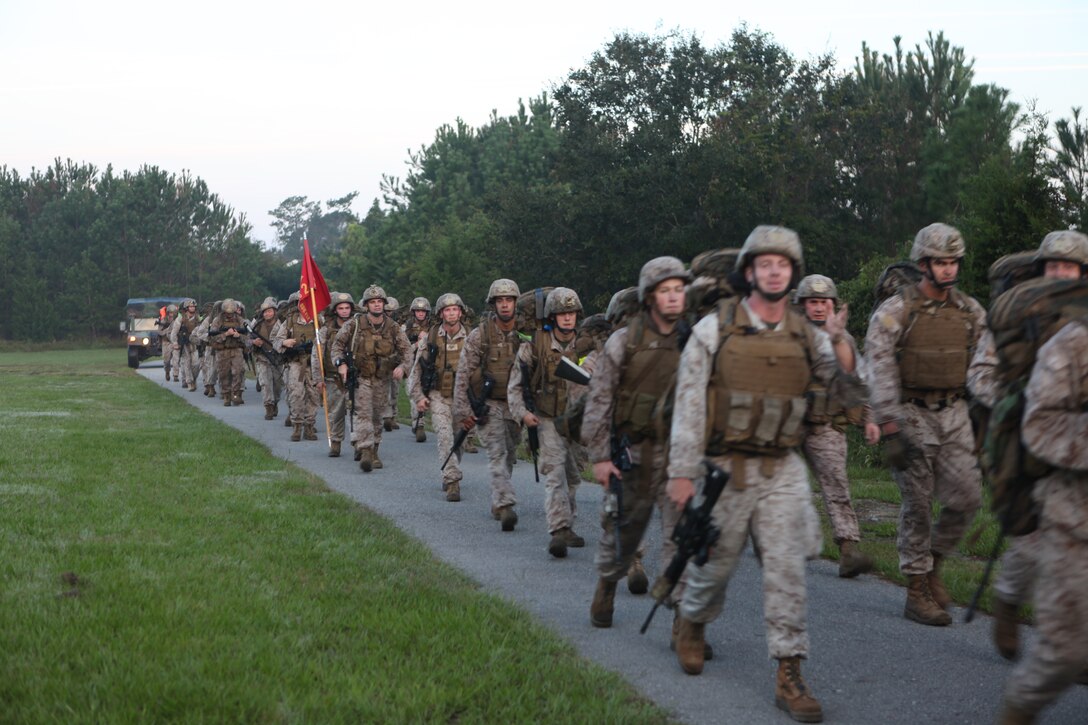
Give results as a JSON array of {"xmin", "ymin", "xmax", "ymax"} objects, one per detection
[
  {"xmin": 435, "ymin": 293, "xmax": 466, "ymax": 314},
  {"xmin": 735, "ymin": 226, "xmax": 803, "ymax": 270},
  {"xmin": 330, "ymin": 291, "xmax": 356, "ymax": 309},
  {"xmin": 638, "ymin": 256, "xmax": 692, "ymax": 303},
  {"xmin": 258, "ymin": 296, "xmax": 277, "ymax": 313},
  {"xmin": 910, "ymin": 223, "xmax": 965, "ymax": 262},
  {"xmin": 544, "ymin": 287, "xmax": 582, "ymax": 317},
  {"xmin": 795, "ymin": 274, "xmax": 839, "ymax": 301},
  {"xmin": 606, "ymin": 286, "xmax": 639, "ymax": 326},
  {"xmin": 361, "ymin": 284, "xmax": 387, "ymax": 304},
  {"xmin": 1035, "ymin": 230, "xmax": 1088, "ymax": 266},
  {"xmin": 487, "ymin": 278, "xmax": 521, "ymax": 304},
  {"xmin": 409, "ymin": 296, "xmax": 431, "ymax": 313},
  {"xmin": 386, "ymin": 296, "xmax": 400, "ymax": 312},
  {"xmin": 165, "ymin": 303, "xmax": 179, "ymax": 314},
  {"xmin": 221, "ymin": 298, "xmax": 240, "ymax": 315},
  {"xmin": 288, "ymin": 291, "xmax": 300, "ymax": 304},
  {"xmin": 182, "ymin": 297, "xmax": 197, "ymax": 309}
]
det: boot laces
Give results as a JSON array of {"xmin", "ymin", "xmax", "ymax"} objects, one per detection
[{"xmin": 784, "ymin": 660, "xmax": 807, "ymax": 693}]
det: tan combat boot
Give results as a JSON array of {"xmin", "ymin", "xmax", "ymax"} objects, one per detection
[
  {"xmin": 189, "ymin": 382, "xmax": 197, "ymax": 392},
  {"xmin": 445, "ymin": 481, "xmax": 461, "ymax": 502},
  {"xmin": 354, "ymin": 445, "xmax": 362, "ymax": 461},
  {"xmin": 775, "ymin": 657, "xmax": 824, "ymax": 723},
  {"xmin": 358, "ymin": 447, "xmax": 373, "ymax": 472},
  {"xmin": 838, "ymin": 540, "xmax": 874, "ymax": 579},
  {"xmin": 671, "ymin": 611, "xmax": 714, "ymax": 660},
  {"xmin": 264, "ymin": 403, "xmax": 275, "ymax": 420},
  {"xmin": 284, "ymin": 414, "xmax": 293, "ymax": 427},
  {"xmin": 993, "ymin": 598, "xmax": 1020, "ymax": 660},
  {"xmin": 548, "ymin": 530, "xmax": 569, "ymax": 559},
  {"xmin": 232, "ymin": 395, "xmax": 243, "ymax": 405},
  {"xmin": 383, "ymin": 417, "xmax": 394, "ymax": 432},
  {"xmin": 563, "ymin": 529, "xmax": 586, "ymax": 548},
  {"xmin": 627, "ymin": 556, "xmax": 649, "ymax": 595},
  {"xmin": 675, "ymin": 617, "xmax": 706, "ymax": 675},
  {"xmin": 905, "ymin": 574, "xmax": 952, "ymax": 626},
  {"xmin": 372, "ymin": 443, "xmax": 383, "ymax": 469},
  {"xmin": 463, "ymin": 437, "xmax": 478, "ymax": 454},
  {"xmin": 223, "ymin": 398, "xmax": 232, "ymax": 407},
  {"xmin": 928, "ymin": 552, "xmax": 952, "ymax": 610},
  {"xmin": 290, "ymin": 424, "xmax": 302, "ymax": 442},
  {"xmin": 328, "ymin": 440, "xmax": 341, "ymax": 458},
  {"xmin": 204, "ymin": 385, "xmax": 215, "ymax": 397},
  {"xmin": 996, "ymin": 701, "xmax": 1036, "ymax": 725},
  {"xmin": 303, "ymin": 423, "xmax": 317, "ymax": 441},
  {"xmin": 415, "ymin": 426, "xmax": 427, "ymax": 443},
  {"xmin": 499, "ymin": 506, "xmax": 518, "ymax": 532},
  {"xmin": 389, "ymin": 418, "xmax": 400, "ymax": 430},
  {"xmin": 590, "ymin": 578, "xmax": 617, "ymax": 628}
]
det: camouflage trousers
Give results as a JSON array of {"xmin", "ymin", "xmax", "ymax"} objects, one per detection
[
  {"xmin": 426, "ymin": 391, "xmax": 461, "ymax": 485},
  {"xmin": 284, "ymin": 360, "xmax": 318, "ymax": 425},
  {"xmin": 324, "ymin": 377, "xmax": 349, "ymax": 443},
  {"xmin": 478, "ymin": 400, "xmax": 520, "ymax": 510},
  {"xmin": 162, "ymin": 342, "xmax": 175, "ymax": 379},
  {"xmin": 537, "ymin": 418, "xmax": 582, "ymax": 534},
  {"xmin": 202, "ymin": 349, "xmax": 217, "ymax": 389},
  {"xmin": 679, "ymin": 451, "xmax": 822, "ymax": 660},
  {"xmin": 349, "ymin": 377, "xmax": 386, "ymax": 450},
  {"xmin": 216, "ymin": 348, "xmax": 245, "ymax": 399},
  {"xmin": 1004, "ymin": 522, "xmax": 1088, "ymax": 714},
  {"xmin": 384, "ymin": 377, "xmax": 399, "ymax": 419},
  {"xmin": 891, "ymin": 401, "xmax": 982, "ymax": 575},
  {"xmin": 255, "ymin": 359, "xmax": 283, "ymax": 407},
  {"xmin": 594, "ymin": 440, "xmax": 684, "ymax": 600},
  {"xmin": 177, "ymin": 345, "xmax": 199, "ymax": 387},
  {"xmin": 802, "ymin": 424, "xmax": 861, "ymax": 543},
  {"xmin": 994, "ymin": 530, "xmax": 1041, "ymax": 607}
]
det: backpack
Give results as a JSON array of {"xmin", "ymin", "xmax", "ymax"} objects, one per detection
[
  {"xmin": 688, "ymin": 248, "xmax": 740, "ymax": 318},
  {"xmin": 872, "ymin": 262, "xmax": 923, "ymax": 313},
  {"xmin": 515, "ymin": 287, "xmax": 555, "ymax": 337},
  {"xmin": 987, "ymin": 251, "xmax": 1039, "ymax": 301},
  {"xmin": 982, "ymin": 276, "xmax": 1088, "ymax": 535}
]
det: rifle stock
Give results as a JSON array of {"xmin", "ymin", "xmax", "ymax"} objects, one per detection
[
  {"xmin": 519, "ymin": 361, "xmax": 540, "ymax": 482},
  {"xmin": 442, "ymin": 375, "xmax": 495, "ymax": 470},
  {"xmin": 607, "ymin": 432, "xmax": 632, "ymax": 560}
]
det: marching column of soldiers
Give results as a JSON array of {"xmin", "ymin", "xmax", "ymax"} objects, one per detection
[{"xmin": 165, "ymin": 223, "xmax": 1088, "ymax": 724}]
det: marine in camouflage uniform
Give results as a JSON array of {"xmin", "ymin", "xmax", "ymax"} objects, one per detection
[
  {"xmin": 410, "ymin": 293, "xmax": 468, "ymax": 500},
  {"xmin": 453, "ymin": 280, "xmax": 523, "ymax": 531},
  {"xmin": 250, "ymin": 297, "xmax": 284, "ymax": 420},
  {"xmin": 159, "ymin": 304, "xmax": 178, "ymax": 381},
  {"xmin": 865, "ymin": 223, "xmax": 987, "ymax": 627},
  {"xmin": 668, "ymin": 227, "xmax": 866, "ymax": 724},
  {"xmin": 997, "ymin": 319, "xmax": 1088, "ymax": 724},
  {"xmin": 383, "ymin": 296, "xmax": 402, "ymax": 431},
  {"xmin": 970, "ymin": 231, "xmax": 1088, "ymax": 663},
  {"xmin": 313, "ymin": 293, "xmax": 357, "ymax": 457},
  {"xmin": 273, "ymin": 298, "xmax": 321, "ymax": 442},
  {"xmin": 795, "ymin": 275, "xmax": 875, "ymax": 579},
  {"xmin": 404, "ymin": 297, "xmax": 434, "ymax": 442},
  {"xmin": 508, "ymin": 287, "xmax": 596, "ymax": 559},
  {"xmin": 584, "ymin": 257, "xmax": 691, "ymax": 634},
  {"xmin": 208, "ymin": 299, "xmax": 249, "ymax": 406},
  {"xmin": 169, "ymin": 299, "xmax": 201, "ymax": 392},
  {"xmin": 331, "ymin": 284, "xmax": 411, "ymax": 472},
  {"xmin": 194, "ymin": 302, "xmax": 217, "ymax": 397}
]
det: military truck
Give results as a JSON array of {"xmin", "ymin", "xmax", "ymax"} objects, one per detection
[{"xmin": 122, "ymin": 297, "xmax": 186, "ymax": 368}]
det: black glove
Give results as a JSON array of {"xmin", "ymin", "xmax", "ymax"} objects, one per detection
[{"xmin": 883, "ymin": 431, "xmax": 917, "ymax": 471}]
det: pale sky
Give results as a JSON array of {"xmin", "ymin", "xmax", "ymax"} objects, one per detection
[{"xmin": 3, "ymin": 0, "xmax": 1085, "ymax": 246}]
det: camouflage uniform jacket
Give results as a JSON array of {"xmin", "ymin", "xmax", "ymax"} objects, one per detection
[
  {"xmin": 329, "ymin": 314, "xmax": 411, "ymax": 380},
  {"xmin": 507, "ymin": 332, "xmax": 588, "ymax": 422},
  {"xmin": 967, "ymin": 327, "xmax": 1001, "ymax": 409},
  {"xmin": 864, "ymin": 288, "xmax": 987, "ymax": 425},
  {"xmin": 1022, "ymin": 321, "xmax": 1088, "ymax": 541},
  {"xmin": 451, "ymin": 323, "xmax": 514, "ymax": 424},
  {"xmin": 191, "ymin": 315, "xmax": 211, "ymax": 346},
  {"xmin": 310, "ymin": 317, "xmax": 348, "ymax": 383},
  {"xmin": 408, "ymin": 323, "xmax": 467, "ymax": 405},
  {"xmin": 667, "ymin": 298, "xmax": 851, "ymax": 481}
]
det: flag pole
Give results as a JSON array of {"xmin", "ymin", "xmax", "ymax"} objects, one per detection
[{"xmin": 310, "ymin": 269, "xmax": 332, "ymax": 447}]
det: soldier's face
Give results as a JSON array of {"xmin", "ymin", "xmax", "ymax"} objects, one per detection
[
  {"xmin": 186, "ymin": 305, "xmax": 196, "ymax": 314},
  {"xmin": 747, "ymin": 254, "xmax": 792, "ymax": 300},
  {"xmin": 651, "ymin": 279, "xmax": 686, "ymax": 321},
  {"xmin": 441, "ymin": 306, "xmax": 462, "ymax": 325},
  {"xmin": 927, "ymin": 257, "xmax": 959, "ymax": 286},
  {"xmin": 494, "ymin": 296, "xmax": 516, "ymax": 321},
  {"xmin": 367, "ymin": 299, "xmax": 385, "ymax": 315},
  {"xmin": 262, "ymin": 308, "xmax": 276, "ymax": 321},
  {"xmin": 555, "ymin": 311, "xmax": 577, "ymax": 331},
  {"xmin": 803, "ymin": 298, "xmax": 833, "ymax": 323},
  {"xmin": 336, "ymin": 303, "xmax": 354, "ymax": 319},
  {"xmin": 1044, "ymin": 260, "xmax": 1083, "ymax": 280},
  {"xmin": 414, "ymin": 309, "xmax": 427, "ymax": 321}
]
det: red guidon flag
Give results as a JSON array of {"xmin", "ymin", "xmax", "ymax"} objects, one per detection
[{"xmin": 298, "ymin": 238, "xmax": 331, "ymax": 323}]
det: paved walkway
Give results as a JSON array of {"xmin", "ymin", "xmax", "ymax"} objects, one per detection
[{"xmin": 140, "ymin": 367, "xmax": 1086, "ymax": 724}]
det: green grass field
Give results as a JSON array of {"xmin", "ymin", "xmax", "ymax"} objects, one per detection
[{"xmin": 0, "ymin": 349, "xmax": 670, "ymax": 723}]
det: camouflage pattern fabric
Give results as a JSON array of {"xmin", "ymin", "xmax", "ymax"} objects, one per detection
[
  {"xmin": 994, "ymin": 530, "xmax": 1040, "ymax": 607},
  {"xmin": 802, "ymin": 424, "xmax": 861, "ymax": 543},
  {"xmin": 409, "ymin": 324, "xmax": 469, "ymax": 486}
]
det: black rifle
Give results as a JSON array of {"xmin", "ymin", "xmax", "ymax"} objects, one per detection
[
  {"xmin": 281, "ymin": 340, "xmax": 314, "ymax": 361},
  {"xmin": 519, "ymin": 361, "xmax": 540, "ymax": 482},
  {"xmin": 640, "ymin": 461, "xmax": 730, "ymax": 634},
  {"xmin": 343, "ymin": 349, "xmax": 357, "ymax": 433},
  {"xmin": 414, "ymin": 342, "xmax": 439, "ymax": 438},
  {"xmin": 442, "ymin": 374, "xmax": 494, "ymax": 470},
  {"xmin": 247, "ymin": 324, "xmax": 283, "ymax": 368},
  {"xmin": 606, "ymin": 432, "xmax": 632, "ymax": 560}
]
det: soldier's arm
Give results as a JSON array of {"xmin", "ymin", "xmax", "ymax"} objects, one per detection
[
  {"xmin": 393, "ymin": 329, "xmax": 412, "ymax": 378},
  {"xmin": 1022, "ymin": 323, "xmax": 1088, "ymax": 471},
  {"xmin": 506, "ymin": 343, "xmax": 533, "ymax": 422},
  {"xmin": 271, "ymin": 318, "xmax": 289, "ymax": 353},
  {"xmin": 864, "ymin": 296, "xmax": 907, "ymax": 427},
  {"xmin": 329, "ymin": 320, "xmax": 352, "ymax": 362},
  {"xmin": 452, "ymin": 327, "xmax": 482, "ymax": 423},
  {"xmin": 310, "ymin": 328, "xmax": 325, "ymax": 383},
  {"xmin": 967, "ymin": 327, "xmax": 1001, "ymax": 409},
  {"xmin": 667, "ymin": 314, "xmax": 716, "ymax": 481},
  {"xmin": 581, "ymin": 330, "xmax": 626, "ymax": 461},
  {"xmin": 407, "ymin": 343, "xmax": 424, "ymax": 406}
]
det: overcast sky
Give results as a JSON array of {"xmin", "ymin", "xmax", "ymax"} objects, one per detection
[{"xmin": 3, "ymin": 0, "xmax": 1085, "ymax": 246}]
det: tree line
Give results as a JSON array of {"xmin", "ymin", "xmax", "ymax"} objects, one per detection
[{"xmin": 1, "ymin": 28, "xmax": 1085, "ymax": 341}]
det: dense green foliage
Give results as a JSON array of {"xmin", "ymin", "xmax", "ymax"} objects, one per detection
[{"xmin": 3, "ymin": 28, "xmax": 1084, "ymax": 341}]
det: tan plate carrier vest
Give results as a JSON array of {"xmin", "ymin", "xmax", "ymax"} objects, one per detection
[
  {"xmin": 320, "ymin": 318, "xmax": 346, "ymax": 378},
  {"xmin": 426, "ymin": 324, "xmax": 465, "ymax": 398},
  {"xmin": 897, "ymin": 287, "xmax": 976, "ymax": 401},
  {"xmin": 529, "ymin": 329, "xmax": 596, "ymax": 418},
  {"xmin": 283, "ymin": 314, "xmax": 315, "ymax": 363},
  {"xmin": 470, "ymin": 318, "xmax": 518, "ymax": 401},
  {"xmin": 613, "ymin": 312, "xmax": 680, "ymax": 444},
  {"xmin": 705, "ymin": 299, "xmax": 814, "ymax": 458},
  {"xmin": 212, "ymin": 313, "xmax": 247, "ymax": 351},
  {"xmin": 350, "ymin": 316, "xmax": 399, "ymax": 379}
]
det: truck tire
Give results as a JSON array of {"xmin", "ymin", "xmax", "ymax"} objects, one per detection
[{"xmin": 128, "ymin": 346, "xmax": 140, "ymax": 369}]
